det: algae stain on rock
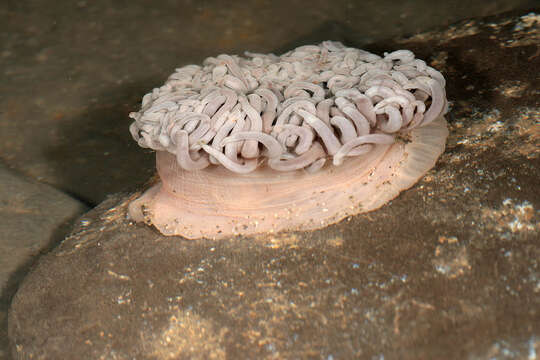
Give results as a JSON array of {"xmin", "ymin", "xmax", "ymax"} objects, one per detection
[{"xmin": 147, "ymin": 310, "xmax": 227, "ymax": 360}]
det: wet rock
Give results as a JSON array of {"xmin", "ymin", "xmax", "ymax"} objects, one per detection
[
  {"xmin": 8, "ymin": 10, "xmax": 540, "ymax": 360},
  {"xmin": 0, "ymin": 162, "xmax": 87, "ymax": 360}
]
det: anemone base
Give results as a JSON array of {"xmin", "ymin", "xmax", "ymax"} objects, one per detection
[{"xmin": 128, "ymin": 117, "xmax": 448, "ymax": 239}]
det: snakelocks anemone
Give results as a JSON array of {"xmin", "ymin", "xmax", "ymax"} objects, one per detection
[{"xmin": 128, "ymin": 41, "xmax": 449, "ymax": 239}]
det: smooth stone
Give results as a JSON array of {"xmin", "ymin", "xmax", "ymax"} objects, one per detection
[
  {"xmin": 0, "ymin": 162, "xmax": 88, "ymax": 360},
  {"xmin": 8, "ymin": 10, "xmax": 540, "ymax": 360}
]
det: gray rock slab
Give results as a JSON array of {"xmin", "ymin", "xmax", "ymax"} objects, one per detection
[
  {"xmin": 8, "ymin": 10, "xmax": 540, "ymax": 360},
  {"xmin": 0, "ymin": 162, "xmax": 88, "ymax": 360}
]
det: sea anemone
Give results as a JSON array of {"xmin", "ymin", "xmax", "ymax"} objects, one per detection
[{"xmin": 128, "ymin": 41, "xmax": 449, "ymax": 239}]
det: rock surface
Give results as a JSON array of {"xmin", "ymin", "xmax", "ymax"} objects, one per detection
[
  {"xmin": 8, "ymin": 10, "xmax": 540, "ymax": 360},
  {"xmin": 0, "ymin": 162, "xmax": 87, "ymax": 360}
]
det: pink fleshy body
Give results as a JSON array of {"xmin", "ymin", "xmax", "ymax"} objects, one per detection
[
  {"xmin": 128, "ymin": 116, "xmax": 448, "ymax": 239},
  {"xmin": 128, "ymin": 42, "xmax": 450, "ymax": 239}
]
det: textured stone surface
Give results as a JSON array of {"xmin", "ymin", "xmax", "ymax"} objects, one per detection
[
  {"xmin": 0, "ymin": 162, "xmax": 87, "ymax": 360},
  {"xmin": 8, "ymin": 10, "xmax": 540, "ymax": 359}
]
